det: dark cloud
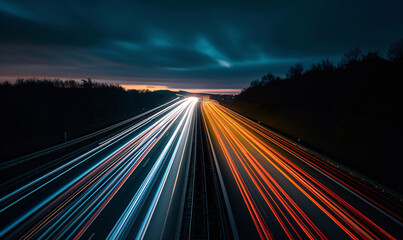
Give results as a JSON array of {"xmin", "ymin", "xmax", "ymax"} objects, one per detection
[{"xmin": 1, "ymin": 0, "xmax": 402, "ymax": 90}]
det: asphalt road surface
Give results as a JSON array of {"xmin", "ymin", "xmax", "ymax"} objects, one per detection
[
  {"xmin": 0, "ymin": 97, "xmax": 198, "ymax": 239},
  {"xmin": 1, "ymin": 98, "xmax": 401, "ymax": 239},
  {"xmin": 201, "ymin": 101, "xmax": 402, "ymax": 239}
]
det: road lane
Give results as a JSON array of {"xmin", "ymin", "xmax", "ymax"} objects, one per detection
[
  {"xmin": 201, "ymin": 101, "xmax": 402, "ymax": 239},
  {"xmin": 181, "ymin": 102, "xmax": 234, "ymax": 239},
  {"xmin": 0, "ymin": 97, "xmax": 198, "ymax": 239},
  {"xmin": 0, "ymin": 97, "xmax": 181, "ymax": 172},
  {"xmin": 2, "ymin": 97, "xmax": 401, "ymax": 239}
]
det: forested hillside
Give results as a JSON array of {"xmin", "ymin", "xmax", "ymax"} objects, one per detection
[
  {"xmin": 225, "ymin": 39, "xmax": 403, "ymax": 192},
  {"xmin": 0, "ymin": 78, "xmax": 176, "ymax": 160}
]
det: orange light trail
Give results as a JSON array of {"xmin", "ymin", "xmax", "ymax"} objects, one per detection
[{"xmin": 201, "ymin": 101, "xmax": 398, "ymax": 239}]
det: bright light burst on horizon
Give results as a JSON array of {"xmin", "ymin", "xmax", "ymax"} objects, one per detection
[{"xmin": 121, "ymin": 84, "xmax": 240, "ymax": 95}]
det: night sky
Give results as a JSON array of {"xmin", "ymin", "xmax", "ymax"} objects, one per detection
[{"xmin": 1, "ymin": 0, "xmax": 402, "ymax": 93}]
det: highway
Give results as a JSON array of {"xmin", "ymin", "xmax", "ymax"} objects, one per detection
[
  {"xmin": 180, "ymin": 102, "xmax": 233, "ymax": 239},
  {"xmin": 1, "ymin": 97, "xmax": 402, "ymax": 239},
  {"xmin": 201, "ymin": 101, "xmax": 402, "ymax": 239},
  {"xmin": 0, "ymin": 97, "xmax": 198, "ymax": 239}
]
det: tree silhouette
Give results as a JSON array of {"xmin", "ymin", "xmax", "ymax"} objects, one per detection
[
  {"xmin": 261, "ymin": 73, "xmax": 277, "ymax": 86},
  {"xmin": 82, "ymin": 78, "xmax": 94, "ymax": 88},
  {"xmin": 229, "ymin": 39, "xmax": 403, "ymax": 192},
  {"xmin": 286, "ymin": 63, "xmax": 303, "ymax": 79},
  {"xmin": 387, "ymin": 39, "xmax": 403, "ymax": 61},
  {"xmin": 249, "ymin": 79, "xmax": 261, "ymax": 88},
  {"xmin": 309, "ymin": 58, "xmax": 334, "ymax": 72},
  {"xmin": 340, "ymin": 47, "xmax": 361, "ymax": 66},
  {"xmin": 0, "ymin": 79, "xmax": 176, "ymax": 161}
]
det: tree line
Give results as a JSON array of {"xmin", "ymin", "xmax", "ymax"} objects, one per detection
[
  {"xmin": 0, "ymin": 78, "xmax": 176, "ymax": 160},
  {"xmin": 238, "ymin": 39, "xmax": 402, "ymax": 108},
  {"xmin": 227, "ymin": 39, "xmax": 403, "ymax": 191}
]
